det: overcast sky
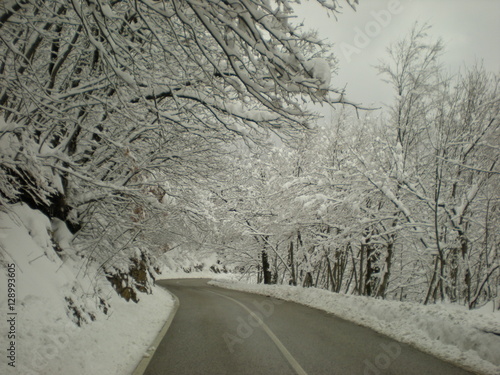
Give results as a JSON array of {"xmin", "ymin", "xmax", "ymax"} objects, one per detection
[{"xmin": 293, "ymin": 0, "xmax": 500, "ymax": 117}]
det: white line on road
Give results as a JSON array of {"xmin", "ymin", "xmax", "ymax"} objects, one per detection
[{"xmin": 208, "ymin": 290, "xmax": 309, "ymax": 375}]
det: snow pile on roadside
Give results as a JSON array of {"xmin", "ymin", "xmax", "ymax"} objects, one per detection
[
  {"xmin": 211, "ymin": 280, "xmax": 500, "ymax": 375},
  {"xmin": 36, "ymin": 288, "xmax": 174, "ymax": 375},
  {"xmin": 0, "ymin": 203, "xmax": 174, "ymax": 375}
]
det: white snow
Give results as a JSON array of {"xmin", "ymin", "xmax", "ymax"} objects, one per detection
[
  {"xmin": 0, "ymin": 117, "xmax": 21, "ymax": 132},
  {"xmin": 101, "ymin": 4, "xmax": 118, "ymax": 19},
  {"xmin": 210, "ymin": 280, "xmax": 500, "ymax": 375},
  {"xmin": 304, "ymin": 58, "xmax": 332, "ymax": 89},
  {"xmin": 158, "ymin": 247, "xmax": 240, "ymax": 281},
  {"xmin": 3, "ymin": 202, "xmax": 498, "ymax": 375},
  {"xmin": 0, "ymin": 204, "xmax": 174, "ymax": 375}
]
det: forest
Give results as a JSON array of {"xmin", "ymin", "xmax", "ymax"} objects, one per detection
[{"xmin": 0, "ymin": 0, "xmax": 498, "ymax": 311}]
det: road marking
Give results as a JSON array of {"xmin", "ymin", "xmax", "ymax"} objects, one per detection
[{"xmin": 208, "ymin": 290, "xmax": 308, "ymax": 375}]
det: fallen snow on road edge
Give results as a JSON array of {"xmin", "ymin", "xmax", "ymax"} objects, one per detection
[{"xmin": 210, "ymin": 280, "xmax": 500, "ymax": 375}]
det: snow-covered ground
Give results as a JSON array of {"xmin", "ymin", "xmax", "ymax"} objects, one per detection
[
  {"xmin": 160, "ymin": 247, "xmax": 232, "ymax": 277},
  {"xmin": 158, "ymin": 246, "xmax": 245, "ymax": 282},
  {"xmin": 3, "ymin": 203, "xmax": 499, "ymax": 375},
  {"xmin": 0, "ymin": 204, "xmax": 174, "ymax": 375},
  {"xmin": 211, "ymin": 280, "xmax": 500, "ymax": 375}
]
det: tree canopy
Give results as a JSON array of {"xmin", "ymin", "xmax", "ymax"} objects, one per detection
[{"xmin": 0, "ymin": 0, "xmax": 357, "ymax": 295}]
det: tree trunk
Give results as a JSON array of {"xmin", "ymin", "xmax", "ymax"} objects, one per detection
[
  {"xmin": 288, "ymin": 240, "xmax": 296, "ymax": 286},
  {"xmin": 261, "ymin": 250, "xmax": 272, "ymax": 285},
  {"xmin": 271, "ymin": 252, "xmax": 278, "ymax": 284},
  {"xmin": 302, "ymin": 272, "xmax": 313, "ymax": 288},
  {"xmin": 425, "ymin": 254, "xmax": 442, "ymax": 305},
  {"xmin": 363, "ymin": 243, "xmax": 378, "ymax": 297},
  {"xmin": 326, "ymin": 255, "xmax": 335, "ymax": 291},
  {"xmin": 376, "ymin": 241, "xmax": 394, "ymax": 299},
  {"xmin": 358, "ymin": 247, "xmax": 364, "ymax": 295}
]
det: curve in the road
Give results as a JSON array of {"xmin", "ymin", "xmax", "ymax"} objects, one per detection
[{"xmin": 141, "ymin": 279, "xmax": 475, "ymax": 375}]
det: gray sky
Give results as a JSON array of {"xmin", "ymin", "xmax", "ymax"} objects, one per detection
[{"xmin": 293, "ymin": 0, "xmax": 500, "ymax": 114}]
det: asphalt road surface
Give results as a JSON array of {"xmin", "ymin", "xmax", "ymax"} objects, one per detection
[{"xmin": 143, "ymin": 279, "xmax": 474, "ymax": 375}]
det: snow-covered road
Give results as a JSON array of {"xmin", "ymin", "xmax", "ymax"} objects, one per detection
[{"xmin": 142, "ymin": 279, "xmax": 473, "ymax": 375}]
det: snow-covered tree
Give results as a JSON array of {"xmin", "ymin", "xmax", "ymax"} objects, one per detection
[
  {"xmin": 0, "ymin": 0, "xmax": 359, "ymax": 300},
  {"xmin": 373, "ymin": 24, "xmax": 500, "ymax": 306},
  {"xmin": 215, "ymin": 24, "xmax": 499, "ymax": 311}
]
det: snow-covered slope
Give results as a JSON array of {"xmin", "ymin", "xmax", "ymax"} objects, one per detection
[
  {"xmin": 0, "ymin": 204, "xmax": 173, "ymax": 375},
  {"xmin": 211, "ymin": 280, "xmax": 500, "ymax": 375}
]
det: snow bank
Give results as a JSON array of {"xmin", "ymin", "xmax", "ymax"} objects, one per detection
[
  {"xmin": 0, "ymin": 204, "xmax": 174, "ymax": 375},
  {"xmin": 36, "ymin": 288, "xmax": 174, "ymax": 375},
  {"xmin": 210, "ymin": 280, "xmax": 500, "ymax": 375}
]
